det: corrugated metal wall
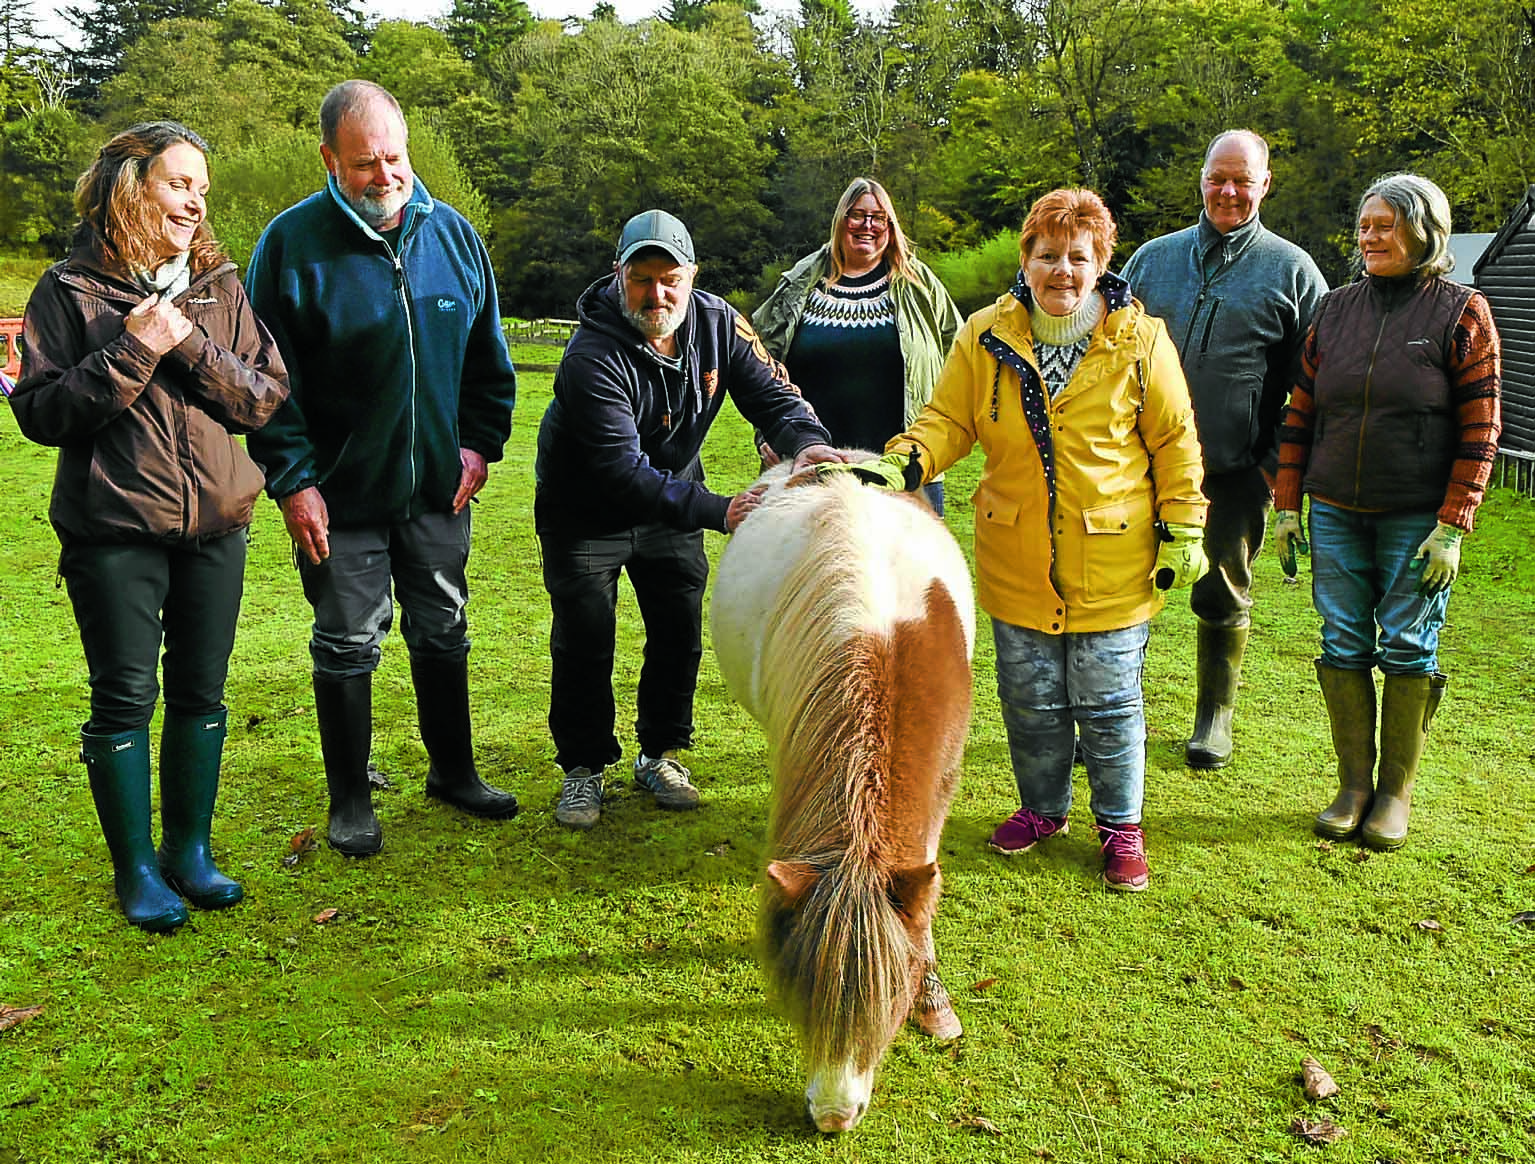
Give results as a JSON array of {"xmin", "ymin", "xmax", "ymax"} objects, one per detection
[{"xmin": 1474, "ymin": 188, "xmax": 1535, "ymax": 495}]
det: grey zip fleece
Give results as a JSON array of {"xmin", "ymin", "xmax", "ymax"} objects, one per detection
[{"xmin": 1122, "ymin": 213, "xmax": 1326, "ymax": 475}]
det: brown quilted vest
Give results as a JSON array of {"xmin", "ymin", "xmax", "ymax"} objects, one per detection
[{"xmin": 1303, "ymin": 276, "xmax": 1471, "ymax": 512}]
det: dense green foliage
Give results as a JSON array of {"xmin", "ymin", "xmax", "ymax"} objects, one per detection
[
  {"xmin": 2, "ymin": 376, "xmax": 1533, "ymax": 1162},
  {"xmin": 2, "ymin": 0, "xmax": 1534, "ymax": 314}
]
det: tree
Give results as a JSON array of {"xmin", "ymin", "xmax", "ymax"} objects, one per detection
[
  {"xmin": 489, "ymin": 17, "xmax": 778, "ymax": 313},
  {"xmin": 60, "ymin": 0, "xmax": 220, "ymax": 100},
  {"xmin": 97, "ymin": 0, "xmax": 358, "ymax": 143},
  {"xmin": 442, "ymin": 0, "xmax": 533, "ymax": 64},
  {"xmin": 0, "ymin": 107, "xmax": 101, "ymax": 253}
]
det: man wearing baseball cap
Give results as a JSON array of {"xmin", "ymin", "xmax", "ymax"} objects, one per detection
[{"xmin": 535, "ymin": 209, "xmax": 844, "ymax": 829}]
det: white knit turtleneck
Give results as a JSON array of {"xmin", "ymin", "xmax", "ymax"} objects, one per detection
[{"xmin": 1030, "ymin": 291, "xmax": 1104, "ymax": 397}]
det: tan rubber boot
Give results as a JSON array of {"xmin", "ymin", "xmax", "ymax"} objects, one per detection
[
  {"xmin": 1313, "ymin": 661, "xmax": 1378, "ymax": 839},
  {"xmin": 1186, "ymin": 622, "xmax": 1249, "ymax": 769},
  {"xmin": 1361, "ymin": 672, "xmax": 1445, "ymax": 851}
]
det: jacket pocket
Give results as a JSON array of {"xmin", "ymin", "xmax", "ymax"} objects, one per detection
[
  {"xmin": 1082, "ymin": 498, "xmax": 1136, "ymax": 534},
  {"xmin": 1073, "ymin": 496, "xmax": 1155, "ymax": 610},
  {"xmin": 974, "ymin": 485, "xmax": 1020, "ymax": 526}
]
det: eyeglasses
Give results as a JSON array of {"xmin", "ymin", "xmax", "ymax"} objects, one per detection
[{"xmin": 845, "ymin": 210, "xmax": 890, "ymax": 230}]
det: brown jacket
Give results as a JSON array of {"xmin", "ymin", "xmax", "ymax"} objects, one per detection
[{"xmin": 11, "ymin": 244, "xmax": 289, "ymax": 545}]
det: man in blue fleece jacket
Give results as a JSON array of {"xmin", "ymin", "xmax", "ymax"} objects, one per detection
[
  {"xmin": 1122, "ymin": 129, "xmax": 1327, "ymax": 771},
  {"xmin": 246, "ymin": 81, "xmax": 519, "ymax": 857},
  {"xmin": 536, "ymin": 209, "xmax": 842, "ymax": 829}
]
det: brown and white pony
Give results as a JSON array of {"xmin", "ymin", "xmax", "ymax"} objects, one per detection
[{"xmin": 710, "ymin": 463, "xmax": 975, "ymax": 1133}]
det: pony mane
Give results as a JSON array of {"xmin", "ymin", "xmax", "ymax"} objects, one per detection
[{"xmin": 754, "ymin": 476, "xmax": 971, "ymax": 1073}]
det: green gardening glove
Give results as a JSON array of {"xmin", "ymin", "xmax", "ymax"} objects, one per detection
[
  {"xmin": 814, "ymin": 446, "xmax": 923, "ymax": 492},
  {"xmin": 1273, "ymin": 509, "xmax": 1307, "ymax": 579},
  {"xmin": 1153, "ymin": 521, "xmax": 1210, "ymax": 591},
  {"xmin": 1411, "ymin": 521, "xmax": 1464, "ymax": 595}
]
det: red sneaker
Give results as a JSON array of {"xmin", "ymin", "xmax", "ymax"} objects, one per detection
[
  {"xmin": 1096, "ymin": 822, "xmax": 1149, "ymax": 892},
  {"xmin": 988, "ymin": 807, "xmax": 1069, "ymax": 855}
]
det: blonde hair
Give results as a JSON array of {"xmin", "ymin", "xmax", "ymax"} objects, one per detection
[
  {"xmin": 828, "ymin": 177, "xmax": 914, "ymax": 283},
  {"xmin": 73, "ymin": 121, "xmax": 225, "ymax": 275}
]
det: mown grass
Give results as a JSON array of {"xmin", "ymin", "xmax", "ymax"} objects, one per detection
[{"xmin": 1, "ymin": 357, "xmax": 1533, "ymax": 1163}]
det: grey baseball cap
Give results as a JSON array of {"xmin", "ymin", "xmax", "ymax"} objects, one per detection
[{"xmin": 616, "ymin": 209, "xmax": 695, "ymax": 265}]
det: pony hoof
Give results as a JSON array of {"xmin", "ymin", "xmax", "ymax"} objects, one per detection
[
  {"xmin": 913, "ymin": 1004, "xmax": 963, "ymax": 1041},
  {"xmin": 911, "ymin": 971, "xmax": 963, "ymax": 1040}
]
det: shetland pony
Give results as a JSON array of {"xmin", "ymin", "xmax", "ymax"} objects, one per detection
[{"xmin": 710, "ymin": 463, "xmax": 975, "ymax": 1133}]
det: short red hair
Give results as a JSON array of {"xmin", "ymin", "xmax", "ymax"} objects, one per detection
[{"xmin": 1018, "ymin": 188, "xmax": 1117, "ymax": 271}]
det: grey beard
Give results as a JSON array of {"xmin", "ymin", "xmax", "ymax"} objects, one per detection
[{"xmin": 622, "ymin": 302, "xmax": 686, "ymax": 341}]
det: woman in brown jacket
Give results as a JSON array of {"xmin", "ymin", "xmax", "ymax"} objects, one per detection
[{"xmin": 10, "ymin": 121, "xmax": 288, "ymax": 932}]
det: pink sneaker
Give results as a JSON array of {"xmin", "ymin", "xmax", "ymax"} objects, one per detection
[
  {"xmin": 988, "ymin": 807, "xmax": 1069, "ymax": 855},
  {"xmin": 1096, "ymin": 822, "xmax": 1149, "ymax": 892}
]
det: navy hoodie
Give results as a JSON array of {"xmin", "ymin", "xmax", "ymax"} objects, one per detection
[{"xmin": 535, "ymin": 275, "xmax": 831, "ymax": 537}]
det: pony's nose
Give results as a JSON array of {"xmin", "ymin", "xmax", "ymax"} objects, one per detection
[{"xmin": 809, "ymin": 1099, "xmax": 867, "ymax": 1134}]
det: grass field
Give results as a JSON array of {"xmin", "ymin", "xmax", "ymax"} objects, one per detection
[{"xmin": 1, "ymin": 359, "xmax": 1532, "ymax": 1163}]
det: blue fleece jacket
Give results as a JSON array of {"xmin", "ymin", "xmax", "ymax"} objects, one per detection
[
  {"xmin": 535, "ymin": 275, "xmax": 832, "ymax": 537},
  {"xmin": 245, "ymin": 178, "xmax": 516, "ymax": 525},
  {"xmin": 1121, "ymin": 213, "xmax": 1326, "ymax": 475}
]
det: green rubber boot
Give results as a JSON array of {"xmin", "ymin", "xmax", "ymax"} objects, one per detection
[
  {"xmin": 158, "ymin": 708, "xmax": 244, "ymax": 910},
  {"xmin": 1313, "ymin": 662, "xmax": 1378, "ymax": 840},
  {"xmin": 1185, "ymin": 622, "xmax": 1249, "ymax": 770},
  {"xmin": 1361, "ymin": 672, "xmax": 1445, "ymax": 851},
  {"xmin": 81, "ymin": 725, "xmax": 188, "ymax": 933}
]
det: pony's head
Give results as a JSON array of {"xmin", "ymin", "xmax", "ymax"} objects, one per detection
[{"xmin": 762, "ymin": 856, "xmax": 945, "ymax": 1132}]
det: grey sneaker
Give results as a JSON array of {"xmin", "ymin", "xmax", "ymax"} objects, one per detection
[
  {"xmin": 555, "ymin": 767, "xmax": 603, "ymax": 829},
  {"xmin": 633, "ymin": 752, "xmax": 700, "ymax": 810}
]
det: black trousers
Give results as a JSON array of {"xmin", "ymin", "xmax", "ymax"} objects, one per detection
[
  {"xmin": 539, "ymin": 522, "xmax": 709, "ymax": 773},
  {"xmin": 1189, "ymin": 466, "xmax": 1273, "ymax": 629},
  {"xmin": 60, "ymin": 531, "xmax": 247, "ymax": 733}
]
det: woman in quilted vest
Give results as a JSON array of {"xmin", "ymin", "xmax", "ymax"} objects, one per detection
[{"xmin": 1273, "ymin": 172, "xmax": 1502, "ymax": 850}]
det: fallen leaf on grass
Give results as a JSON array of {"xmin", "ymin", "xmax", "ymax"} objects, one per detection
[
  {"xmin": 1316, "ymin": 840, "xmax": 1334, "ymax": 853},
  {"xmin": 705, "ymin": 840, "xmax": 732, "ymax": 857},
  {"xmin": 1512, "ymin": 911, "xmax": 1535, "ymax": 927},
  {"xmin": 1350, "ymin": 850, "xmax": 1371, "ymax": 864},
  {"xmin": 970, "ymin": 977, "xmax": 999, "ymax": 993},
  {"xmin": 313, "ymin": 908, "xmax": 341, "ymax": 925},
  {"xmin": 1300, "ymin": 1056, "xmax": 1340, "ymax": 1100},
  {"xmin": 1524, "ymin": 863, "xmax": 1535, "ymax": 875},
  {"xmin": 0, "ymin": 1004, "xmax": 43, "ymax": 1033},
  {"xmin": 1289, "ymin": 1116, "xmax": 1347, "ymax": 1145},
  {"xmin": 951, "ymin": 1113, "xmax": 1001, "ymax": 1135},
  {"xmin": 282, "ymin": 827, "xmax": 319, "ymax": 869},
  {"xmin": 1415, "ymin": 918, "xmax": 1444, "ymax": 932},
  {"xmin": 366, "ymin": 762, "xmax": 394, "ymax": 791}
]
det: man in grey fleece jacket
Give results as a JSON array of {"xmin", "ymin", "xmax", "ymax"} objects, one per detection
[{"xmin": 1122, "ymin": 129, "xmax": 1327, "ymax": 770}]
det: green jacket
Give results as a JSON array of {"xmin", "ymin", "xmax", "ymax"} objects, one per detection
[{"xmin": 751, "ymin": 245, "xmax": 962, "ymax": 429}]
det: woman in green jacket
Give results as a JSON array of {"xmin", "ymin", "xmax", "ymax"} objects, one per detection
[
  {"xmin": 823, "ymin": 188, "xmax": 1209, "ymax": 892},
  {"xmin": 753, "ymin": 177, "xmax": 961, "ymax": 512}
]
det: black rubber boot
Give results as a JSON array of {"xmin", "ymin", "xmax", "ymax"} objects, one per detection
[
  {"xmin": 314, "ymin": 674, "xmax": 382, "ymax": 857},
  {"xmin": 158, "ymin": 708, "xmax": 244, "ymax": 910},
  {"xmin": 1185, "ymin": 623, "xmax": 1248, "ymax": 770},
  {"xmin": 1362, "ymin": 672, "xmax": 1444, "ymax": 851},
  {"xmin": 411, "ymin": 654, "xmax": 519, "ymax": 819},
  {"xmin": 81, "ymin": 725, "xmax": 189, "ymax": 933},
  {"xmin": 1313, "ymin": 662, "xmax": 1378, "ymax": 840}
]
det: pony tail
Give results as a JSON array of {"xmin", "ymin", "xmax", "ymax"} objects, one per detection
[{"xmin": 775, "ymin": 858, "xmax": 916, "ymax": 1075}]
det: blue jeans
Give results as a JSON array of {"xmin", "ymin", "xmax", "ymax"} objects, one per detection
[
  {"xmin": 1309, "ymin": 500, "xmax": 1448, "ymax": 675},
  {"xmin": 992, "ymin": 619, "xmax": 1149, "ymax": 825},
  {"xmin": 297, "ymin": 509, "xmax": 473, "ymax": 680}
]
